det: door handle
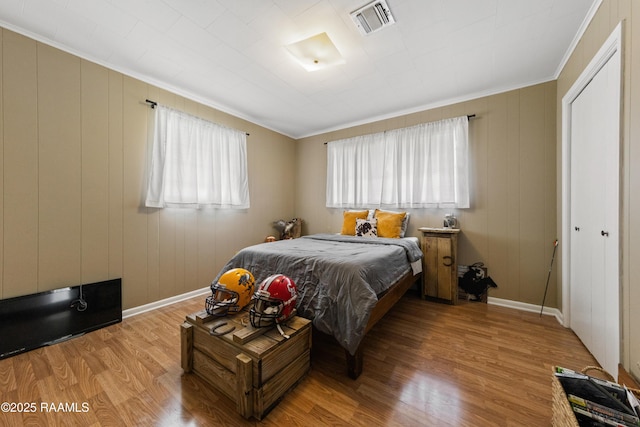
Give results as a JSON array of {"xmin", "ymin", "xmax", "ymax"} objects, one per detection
[
  {"xmin": 574, "ymin": 226, "xmax": 580, "ymax": 231},
  {"xmin": 442, "ymin": 255, "xmax": 453, "ymax": 267},
  {"xmin": 601, "ymin": 230, "xmax": 609, "ymax": 237}
]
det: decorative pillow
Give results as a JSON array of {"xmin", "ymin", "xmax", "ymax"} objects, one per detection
[
  {"xmin": 375, "ymin": 209, "xmax": 410, "ymax": 237},
  {"xmin": 355, "ymin": 218, "xmax": 378, "ymax": 237},
  {"xmin": 341, "ymin": 210, "xmax": 369, "ymax": 236},
  {"xmin": 374, "ymin": 209, "xmax": 407, "ymax": 238}
]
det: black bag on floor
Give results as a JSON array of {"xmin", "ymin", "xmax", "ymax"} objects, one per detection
[{"xmin": 459, "ymin": 262, "xmax": 498, "ymax": 301}]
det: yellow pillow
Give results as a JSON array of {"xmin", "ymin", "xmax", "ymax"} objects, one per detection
[
  {"xmin": 374, "ymin": 209, "xmax": 407, "ymax": 238},
  {"xmin": 341, "ymin": 210, "xmax": 369, "ymax": 235}
]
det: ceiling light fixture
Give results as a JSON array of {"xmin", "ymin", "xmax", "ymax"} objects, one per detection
[{"xmin": 285, "ymin": 32, "xmax": 345, "ymax": 72}]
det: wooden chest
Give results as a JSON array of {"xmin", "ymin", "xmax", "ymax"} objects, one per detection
[{"xmin": 180, "ymin": 310, "xmax": 311, "ymax": 420}]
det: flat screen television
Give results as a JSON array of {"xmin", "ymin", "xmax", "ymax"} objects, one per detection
[{"xmin": 0, "ymin": 278, "xmax": 122, "ymax": 359}]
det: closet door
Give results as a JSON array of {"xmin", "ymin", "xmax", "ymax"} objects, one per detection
[
  {"xmin": 569, "ymin": 94, "xmax": 593, "ymax": 351},
  {"xmin": 569, "ymin": 49, "xmax": 620, "ymax": 376},
  {"xmin": 599, "ymin": 51, "xmax": 621, "ymax": 374}
]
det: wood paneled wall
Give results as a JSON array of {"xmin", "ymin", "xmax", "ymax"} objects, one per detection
[
  {"xmin": 0, "ymin": 28, "xmax": 297, "ymax": 309},
  {"xmin": 295, "ymin": 81, "xmax": 558, "ymax": 307}
]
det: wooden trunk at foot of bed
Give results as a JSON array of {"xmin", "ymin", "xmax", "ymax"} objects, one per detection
[
  {"xmin": 345, "ymin": 270, "xmax": 421, "ymax": 379},
  {"xmin": 181, "ymin": 312, "xmax": 312, "ymax": 419}
]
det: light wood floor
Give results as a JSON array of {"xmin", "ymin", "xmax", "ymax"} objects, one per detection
[{"xmin": 0, "ymin": 289, "xmax": 597, "ymax": 426}]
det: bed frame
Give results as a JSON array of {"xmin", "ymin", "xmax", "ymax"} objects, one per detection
[{"xmin": 344, "ymin": 270, "xmax": 422, "ymax": 379}]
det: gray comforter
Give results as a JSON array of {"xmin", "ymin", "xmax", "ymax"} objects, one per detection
[{"xmin": 212, "ymin": 233, "xmax": 423, "ymax": 355}]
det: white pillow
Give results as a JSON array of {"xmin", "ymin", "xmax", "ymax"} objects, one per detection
[{"xmin": 355, "ymin": 218, "xmax": 378, "ymax": 237}]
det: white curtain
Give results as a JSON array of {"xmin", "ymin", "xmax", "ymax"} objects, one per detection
[
  {"xmin": 326, "ymin": 133, "xmax": 386, "ymax": 207},
  {"xmin": 326, "ymin": 116, "xmax": 469, "ymax": 209},
  {"xmin": 145, "ymin": 105, "xmax": 250, "ymax": 209}
]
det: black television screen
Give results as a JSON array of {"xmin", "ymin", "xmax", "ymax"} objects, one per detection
[{"xmin": 0, "ymin": 279, "xmax": 122, "ymax": 359}]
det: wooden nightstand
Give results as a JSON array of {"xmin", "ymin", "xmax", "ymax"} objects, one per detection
[{"xmin": 419, "ymin": 227, "xmax": 460, "ymax": 304}]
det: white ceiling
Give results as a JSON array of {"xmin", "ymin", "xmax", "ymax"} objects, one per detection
[{"xmin": 0, "ymin": 0, "xmax": 597, "ymax": 138}]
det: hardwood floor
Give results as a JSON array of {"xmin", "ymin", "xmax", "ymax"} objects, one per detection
[{"xmin": 0, "ymin": 290, "xmax": 597, "ymax": 426}]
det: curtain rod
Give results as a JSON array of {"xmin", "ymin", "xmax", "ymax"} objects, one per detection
[
  {"xmin": 145, "ymin": 99, "xmax": 250, "ymax": 136},
  {"xmin": 323, "ymin": 114, "xmax": 476, "ymax": 145}
]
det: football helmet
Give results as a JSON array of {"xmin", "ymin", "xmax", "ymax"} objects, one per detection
[
  {"xmin": 250, "ymin": 274, "xmax": 298, "ymax": 328},
  {"xmin": 205, "ymin": 268, "xmax": 255, "ymax": 316}
]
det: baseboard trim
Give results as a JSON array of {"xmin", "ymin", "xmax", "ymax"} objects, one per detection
[
  {"xmin": 487, "ymin": 296, "xmax": 564, "ymax": 325},
  {"xmin": 122, "ymin": 287, "xmax": 566, "ymax": 327},
  {"xmin": 122, "ymin": 287, "xmax": 210, "ymax": 319}
]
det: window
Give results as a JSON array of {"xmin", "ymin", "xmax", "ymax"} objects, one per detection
[
  {"xmin": 326, "ymin": 116, "xmax": 469, "ymax": 209},
  {"xmin": 145, "ymin": 105, "xmax": 250, "ymax": 209}
]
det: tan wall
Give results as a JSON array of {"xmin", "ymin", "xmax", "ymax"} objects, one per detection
[
  {"xmin": 0, "ymin": 28, "xmax": 297, "ymax": 309},
  {"xmin": 296, "ymin": 81, "xmax": 558, "ymax": 307},
  {"xmin": 556, "ymin": 0, "xmax": 639, "ymax": 379}
]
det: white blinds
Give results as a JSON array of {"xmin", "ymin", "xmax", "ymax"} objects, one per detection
[
  {"xmin": 326, "ymin": 116, "xmax": 469, "ymax": 209},
  {"xmin": 145, "ymin": 105, "xmax": 250, "ymax": 209}
]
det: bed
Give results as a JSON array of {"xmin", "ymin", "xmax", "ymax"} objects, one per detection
[{"xmin": 211, "ymin": 233, "xmax": 423, "ymax": 379}]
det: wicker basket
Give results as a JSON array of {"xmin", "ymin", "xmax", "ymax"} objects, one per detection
[
  {"xmin": 551, "ymin": 366, "xmax": 640, "ymax": 427},
  {"xmin": 551, "ymin": 367, "xmax": 580, "ymax": 427}
]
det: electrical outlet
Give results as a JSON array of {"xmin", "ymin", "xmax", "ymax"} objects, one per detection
[{"xmin": 636, "ymin": 360, "xmax": 640, "ymax": 371}]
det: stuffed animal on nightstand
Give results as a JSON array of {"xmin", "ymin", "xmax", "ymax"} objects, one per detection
[{"xmin": 273, "ymin": 218, "xmax": 303, "ymax": 240}]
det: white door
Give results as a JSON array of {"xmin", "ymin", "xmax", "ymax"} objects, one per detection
[
  {"xmin": 569, "ymin": 47, "xmax": 620, "ymax": 376},
  {"xmin": 569, "ymin": 94, "xmax": 593, "ymax": 350}
]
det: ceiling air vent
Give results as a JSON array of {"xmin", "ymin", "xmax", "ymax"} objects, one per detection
[{"xmin": 350, "ymin": 0, "xmax": 396, "ymax": 36}]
